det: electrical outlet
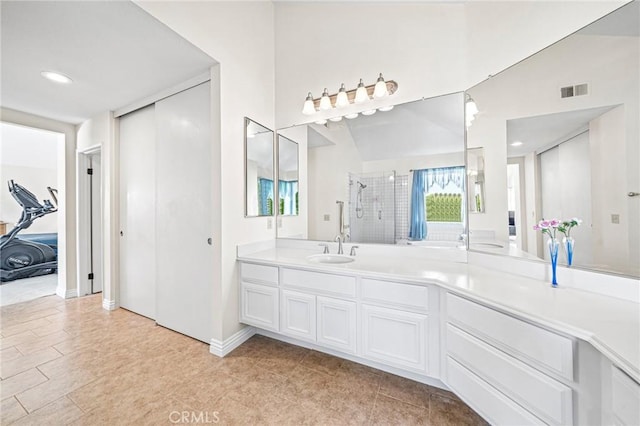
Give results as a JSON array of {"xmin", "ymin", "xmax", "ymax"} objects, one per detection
[
  {"xmin": 611, "ymin": 214, "xmax": 620, "ymax": 224},
  {"xmin": 267, "ymin": 218, "xmax": 273, "ymax": 229},
  {"xmin": 324, "ymin": 214, "xmax": 330, "ymax": 221}
]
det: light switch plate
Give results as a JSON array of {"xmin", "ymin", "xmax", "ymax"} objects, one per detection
[
  {"xmin": 611, "ymin": 214, "xmax": 620, "ymax": 224},
  {"xmin": 324, "ymin": 214, "xmax": 330, "ymax": 221}
]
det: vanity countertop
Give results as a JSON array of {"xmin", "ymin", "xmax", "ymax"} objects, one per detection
[{"xmin": 238, "ymin": 246, "xmax": 640, "ymax": 382}]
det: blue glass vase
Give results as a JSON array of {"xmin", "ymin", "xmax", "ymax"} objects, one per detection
[
  {"xmin": 547, "ymin": 238, "xmax": 559, "ymax": 287},
  {"xmin": 563, "ymin": 236, "xmax": 574, "ymax": 267}
]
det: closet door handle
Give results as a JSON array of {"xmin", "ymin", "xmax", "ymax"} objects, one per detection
[
  {"xmin": 628, "ymin": 192, "xmax": 640, "ymax": 197},
  {"xmin": 207, "ymin": 237, "xmax": 212, "ymax": 245}
]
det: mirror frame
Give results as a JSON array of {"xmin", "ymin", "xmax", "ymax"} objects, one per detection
[{"xmin": 244, "ymin": 117, "xmax": 275, "ymax": 218}]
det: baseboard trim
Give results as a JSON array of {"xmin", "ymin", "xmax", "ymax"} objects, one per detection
[
  {"xmin": 209, "ymin": 326, "xmax": 256, "ymax": 357},
  {"xmin": 102, "ymin": 298, "xmax": 117, "ymax": 311},
  {"xmin": 56, "ymin": 287, "xmax": 78, "ymax": 299}
]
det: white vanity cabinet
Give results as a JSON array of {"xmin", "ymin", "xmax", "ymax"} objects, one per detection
[
  {"xmin": 445, "ymin": 292, "xmax": 575, "ymax": 425},
  {"xmin": 316, "ymin": 296, "xmax": 357, "ymax": 354},
  {"xmin": 280, "ymin": 289, "xmax": 317, "ymax": 342},
  {"xmin": 239, "ymin": 263, "xmax": 279, "ymax": 332}
]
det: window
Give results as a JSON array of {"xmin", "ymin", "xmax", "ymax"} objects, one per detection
[{"xmin": 424, "ymin": 166, "xmax": 464, "ymax": 223}]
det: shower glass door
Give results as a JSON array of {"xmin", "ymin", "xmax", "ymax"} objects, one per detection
[{"xmin": 348, "ymin": 171, "xmax": 396, "ymax": 244}]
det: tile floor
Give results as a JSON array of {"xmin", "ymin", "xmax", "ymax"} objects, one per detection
[
  {"xmin": 0, "ymin": 274, "xmax": 58, "ymax": 307},
  {"xmin": 0, "ymin": 294, "xmax": 487, "ymax": 425}
]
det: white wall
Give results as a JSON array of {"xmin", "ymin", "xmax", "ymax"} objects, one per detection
[
  {"xmin": 0, "ymin": 122, "xmax": 60, "ymax": 233},
  {"xmin": 1, "ymin": 107, "xmax": 77, "ymax": 298},
  {"xmin": 135, "ymin": 1, "xmax": 275, "ymax": 342},
  {"xmin": 275, "ymin": 1, "xmax": 623, "ymax": 129}
]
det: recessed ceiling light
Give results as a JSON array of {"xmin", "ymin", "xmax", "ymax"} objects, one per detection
[
  {"xmin": 510, "ymin": 141, "xmax": 523, "ymax": 147},
  {"xmin": 41, "ymin": 71, "xmax": 73, "ymax": 84}
]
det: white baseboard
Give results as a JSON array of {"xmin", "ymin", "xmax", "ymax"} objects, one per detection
[
  {"xmin": 209, "ymin": 326, "xmax": 256, "ymax": 357},
  {"xmin": 56, "ymin": 286, "xmax": 78, "ymax": 299},
  {"xmin": 102, "ymin": 298, "xmax": 117, "ymax": 311}
]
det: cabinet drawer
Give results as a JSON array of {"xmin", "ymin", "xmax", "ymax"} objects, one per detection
[
  {"xmin": 612, "ymin": 366, "xmax": 640, "ymax": 426},
  {"xmin": 446, "ymin": 293, "xmax": 573, "ymax": 380},
  {"xmin": 446, "ymin": 357, "xmax": 545, "ymax": 426},
  {"xmin": 281, "ymin": 268, "xmax": 356, "ymax": 298},
  {"xmin": 447, "ymin": 324, "xmax": 572, "ymax": 425},
  {"xmin": 240, "ymin": 262, "xmax": 278, "ymax": 286},
  {"xmin": 361, "ymin": 278, "xmax": 429, "ymax": 312}
]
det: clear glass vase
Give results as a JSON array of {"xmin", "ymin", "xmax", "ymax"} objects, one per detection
[
  {"xmin": 563, "ymin": 236, "xmax": 575, "ymax": 267},
  {"xmin": 547, "ymin": 238, "xmax": 559, "ymax": 287}
]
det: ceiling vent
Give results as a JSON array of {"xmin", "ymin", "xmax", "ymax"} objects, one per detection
[{"xmin": 561, "ymin": 83, "xmax": 588, "ymax": 98}]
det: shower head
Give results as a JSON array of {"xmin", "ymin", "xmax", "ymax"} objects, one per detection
[{"xmin": 357, "ymin": 181, "xmax": 367, "ymax": 190}]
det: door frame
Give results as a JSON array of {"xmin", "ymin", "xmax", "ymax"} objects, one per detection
[{"xmin": 76, "ymin": 144, "xmax": 102, "ymax": 297}]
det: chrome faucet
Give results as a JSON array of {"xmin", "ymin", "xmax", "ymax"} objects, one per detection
[
  {"xmin": 335, "ymin": 235, "xmax": 344, "ymax": 254},
  {"xmin": 318, "ymin": 243, "xmax": 329, "ymax": 254},
  {"xmin": 349, "ymin": 245, "xmax": 359, "ymax": 256}
]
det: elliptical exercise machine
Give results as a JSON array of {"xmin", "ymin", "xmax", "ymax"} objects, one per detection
[{"xmin": 0, "ymin": 180, "xmax": 58, "ymax": 282}]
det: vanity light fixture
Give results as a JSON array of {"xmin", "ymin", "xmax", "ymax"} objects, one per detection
[
  {"xmin": 378, "ymin": 105, "xmax": 394, "ymax": 112},
  {"xmin": 302, "ymin": 92, "xmax": 316, "ymax": 115},
  {"xmin": 354, "ymin": 79, "xmax": 369, "ymax": 104},
  {"xmin": 301, "ymin": 75, "xmax": 398, "ymax": 115},
  {"xmin": 319, "ymin": 88, "xmax": 332, "ymax": 111},
  {"xmin": 373, "ymin": 73, "xmax": 388, "ymax": 98},
  {"xmin": 314, "ymin": 119, "xmax": 327, "ymax": 125},
  {"xmin": 41, "ymin": 70, "xmax": 72, "ymax": 84},
  {"xmin": 335, "ymin": 84, "xmax": 349, "ymax": 108},
  {"xmin": 328, "ymin": 116, "xmax": 343, "ymax": 122},
  {"xmin": 344, "ymin": 113, "xmax": 359, "ymax": 119},
  {"xmin": 465, "ymin": 94, "xmax": 479, "ymax": 127},
  {"xmin": 361, "ymin": 109, "xmax": 377, "ymax": 116}
]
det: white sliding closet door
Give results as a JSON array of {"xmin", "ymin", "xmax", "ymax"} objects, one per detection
[
  {"xmin": 119, "ymin": 105, "xmax": 157, "ymax": 319},
  {"xmin": 155, "ymin": 82, "xmax": 213, "ymax": 342}
]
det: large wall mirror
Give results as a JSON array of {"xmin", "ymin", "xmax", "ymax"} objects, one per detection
[
  {"xmin": 276, "ymin": 92, "xmax": 466, "ymax": 246},
  {"xmin": 245, "ymin": 118, "xmax": 275, "ymax": 217},
  {"xmin": 466, "ymin": 1, "xmax": 639, "ymax": 278}
]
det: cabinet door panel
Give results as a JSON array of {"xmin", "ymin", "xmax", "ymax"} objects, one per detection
[
  {"xmin": 281, "ymin": 289, "xmax": 316, "ymax": 342},
  {"xmin": 317, "ymin": 296, "xmax": 356, "ymax": 354},
  {"xmin": 361, "ymin": 304, "xmax": 427, "ymax": 373},
  {"xmin": 240, "ymin": 282, "xmax": 279, "ymax": 331}
]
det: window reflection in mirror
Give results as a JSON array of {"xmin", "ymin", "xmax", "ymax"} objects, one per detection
[
  {"xmin": 244, "ymin": 118, "xmax": 274, "ymax": 217},
  {"xmin": 277, "ymin": 135, "xmax": 299, "ymax": 216},
  {"xmin": 465, "ymin": 2, "xmax": 639, "ymax": 277},
  {"xmin": 276, "ymin": 92, "xmax": 466, "ymax": 246}
]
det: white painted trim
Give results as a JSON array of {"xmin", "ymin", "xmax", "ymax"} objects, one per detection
[
  {"xmin": 78, "ymin": 144, "xmax": 101, "ymax": 155},
  {"xmin": 209, "ymin": 326, "xmax": 256, "ymax": 357},
  {"xmin": 102, "ymin": 298, "xmax": 117, "ymax": 311},
  {"xmin": 114, "ymin": 72, "xmax": 211, "ymax": 118},
  {"xmin": 56, "ymin": 286, "xmax": 78, "ymax": 299},
  {"xmin": 76, "ymin": 151, "xmax": 92, "ymax": 297}
]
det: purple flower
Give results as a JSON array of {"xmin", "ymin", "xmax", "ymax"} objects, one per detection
[
  {"xmin": 549, "ymin": 219, "xmax": 560, "ymax": 227},
  {"xmin": 533, "ymin": 224, "xmax": 540, "ymax": 231},
  {"xmin": 539, "ymin": 220, "xmax": 550, "ymax": 229}
]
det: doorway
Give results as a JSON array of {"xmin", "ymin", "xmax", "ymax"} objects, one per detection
[{"xmin": 77, "ymin": 147, "xmax": 103, "ymax": 296}]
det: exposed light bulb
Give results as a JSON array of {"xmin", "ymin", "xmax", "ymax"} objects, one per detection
[
  {"xmin": 302, "ymin": 92, "xmax": 316, "ymax": 115},
  {"xmin": 361, "ymin": 109, "xmax": 377, "ymax": 116},
  {"xmin": 378, "ymin": 105, "xmax": 394, "ymax": 112},
  {"xmin": 315, "ymin": 119, "xmax": 327, "ymax": 125},
  {"xmin": 354, "ymin": 79, "xmax": 369, "ymax": 103},
  {"xmin": 465, "ymin": 96, "xmax": 479, "ymax": 119},
  {"xmin": 345, "ymin": 113, "xmax": 359, "ymax": 120},
  {"xmin": 373, "ymin": 73, "xmax": 388, "ymax": 98},
  {"xmin": 328, "ymin": 116, "xmax": 343, "ymax": 122},
  {"xmin": 319, "ymin": 88, "xmax": 332, "ymax": 111},
  {"xmin": 41, "ymin": 70, "xmax": 72, "ymax": 84},
  {"xmin": 335, "ymin": 83, "xmax": 349, "ymax": 108}
]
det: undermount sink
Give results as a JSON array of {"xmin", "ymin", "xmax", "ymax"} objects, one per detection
[{"xmin": 306, "ymin": 254, "xmax": 355, "ymax": 264}]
